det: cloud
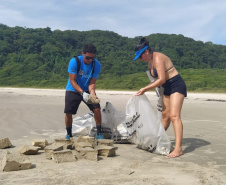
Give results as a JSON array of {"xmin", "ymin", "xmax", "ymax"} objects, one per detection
[
  {"xmin": 0, "ymin": 5, "xmax": 25, "ymax": 25},
  {"xmin": 0, "ymin": 0, "xmax": 226, "ymax": 45}
]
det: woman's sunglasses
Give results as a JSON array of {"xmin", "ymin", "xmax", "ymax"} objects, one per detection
[{"xmin": 139, "ymin": 51, "xmax": 145, "ymax": 59}]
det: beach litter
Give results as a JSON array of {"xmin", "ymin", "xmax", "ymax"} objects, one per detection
[{"xmin": 71, "ymin": 95, "xmax": 171, "ymax": 156}]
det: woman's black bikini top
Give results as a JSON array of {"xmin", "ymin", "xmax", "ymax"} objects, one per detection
[{"xmin": 151, "ymin": 65, "xmax": 174, "ymax": 78}]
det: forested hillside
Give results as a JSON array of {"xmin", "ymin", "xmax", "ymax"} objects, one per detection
[{"xmin": 0, "ymin": 24, "xmax": 226, "ymax": 91}]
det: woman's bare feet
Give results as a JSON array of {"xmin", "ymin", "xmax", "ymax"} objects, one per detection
[{"xmin": 167, "ymin": 149, "xmax": 183, "ymax": 158}]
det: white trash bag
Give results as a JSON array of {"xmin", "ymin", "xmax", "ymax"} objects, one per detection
[
  {"xmin": 146, "ymin": 70, "xmax": 164, "ymax": 120},
  {"xmin": 71, "ymin": 95, "xmax": 171, "ymax": 155},
  {"xmin": 71, "ymin": 112, "xmax": 96, "ymax": 136},
  {"xmin": 101, "ymin": 102, "xmax": 127, "ymax": 140},
  {"xmin": 121, "ymin": 95, "xmax": 171, "ymax": 155},
  {"xmin": 71, "ymin": 102, "xmax": 126, "ymax": 139}
]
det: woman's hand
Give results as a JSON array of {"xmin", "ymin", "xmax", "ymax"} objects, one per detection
[{"xmin": 135, "ymin": 88, "xmax": 146, "ymax": 96}]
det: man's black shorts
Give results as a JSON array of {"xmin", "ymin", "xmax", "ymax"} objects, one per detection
[{"xmin": 64, "ymin": 91, "xmax": 101, "ymax": 115}]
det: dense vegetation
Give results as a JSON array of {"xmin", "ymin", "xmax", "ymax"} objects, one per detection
[
  {"xmin": 0, "ymin": 24, "xmax": 226, "ymax": 92},
  {"xmin": 97, "ymin": 69, "xmax": 226, "ymax": 92}
]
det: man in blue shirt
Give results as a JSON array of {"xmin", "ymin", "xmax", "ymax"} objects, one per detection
[{"xmin": 64, "ymin": 43, "xmax": 104, "ymax": 139}]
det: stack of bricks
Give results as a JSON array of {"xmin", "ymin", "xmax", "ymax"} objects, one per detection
[{"xmin": 0, "ymin": 136, "xmax": 118, "ymax": 172}]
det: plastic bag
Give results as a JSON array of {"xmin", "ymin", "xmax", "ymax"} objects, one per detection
[
  {"xmin": 71, "ymin": 102, "xmax": 126, "ymax": 139},
  {"xmin": 146, "ymin": 70, "xmax": 164, "ymax": 120},
  {"xmin": 71, "ymin": 112, "xmax": 95, "ymax": 136},
  {"xmin": 122, "ymin": 95, "xmax": 171, "ymax": 155},
  {"xmin": 71, "ymin": 95, "xmax": 171, "ymax": 155}
]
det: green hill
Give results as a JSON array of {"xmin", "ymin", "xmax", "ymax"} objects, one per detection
[{"xmin": 0, "ymin": 24, "xmax": 226, "ymax": 92}]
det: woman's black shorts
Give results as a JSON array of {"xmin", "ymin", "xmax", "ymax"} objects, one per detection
[
  {"xmin": 162, "ymin": 74, "xmax": 187, "ymax": 97},
  {"xmin": 64, "ymin": 91, "xmax": 101, "ymax": 115}
]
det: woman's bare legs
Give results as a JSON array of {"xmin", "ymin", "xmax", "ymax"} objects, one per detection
[
  {"xmin": 162, "ymin": 95, "xmax": 171, "ymax": 130},
  {"xmin": 162, "ymin": 93, "xmax": 184, "ymax": 158}
]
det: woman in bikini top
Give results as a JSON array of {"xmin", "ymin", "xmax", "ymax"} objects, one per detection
[
  {"xmin": 150, "ymin": 65, "xmax": 174, "ymax": 78},
  {"xmin": 133, "ymin": 37, "xmax": 187, "ymax": 158},
  {"xmin": 147, "ymin": 50, "xmax": 179, "ymax": 82}
]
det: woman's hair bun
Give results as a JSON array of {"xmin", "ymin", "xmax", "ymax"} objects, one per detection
[
  {"xmin": 135, "ymin": 37, "xmax": 150, "ymax": 52},
  {"xmin": 140, "ymin": 37, "xmax": 149, "ymax": 46}
]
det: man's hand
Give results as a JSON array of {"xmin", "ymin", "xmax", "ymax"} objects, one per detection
[
  {"xmin": 81, "ymin": 92, "xmax": 90, "ymax": 103},
  {"xmin": 81, "ymin": 92, "xmax": 100, "ymax": 104},
  {"xmin": 87, "ymin": 94, "xmax": 100, "ymax": 104}
]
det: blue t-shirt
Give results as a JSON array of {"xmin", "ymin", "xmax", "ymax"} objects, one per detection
[{"xmin": 66, "ymin": 55, "xmax": 101, "ymax": 92}]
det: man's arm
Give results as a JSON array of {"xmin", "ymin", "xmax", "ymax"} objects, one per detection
[
  {"xmin": 89, "ymin": 78, "xmax": 97, "ymax": 98},
  {"xmin": 69, "ymin": 73, "xmax": 83, "ymax": 94}
]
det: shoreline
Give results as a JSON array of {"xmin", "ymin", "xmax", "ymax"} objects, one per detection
[{"xmin": 0, "ymin": 87, "xmax": 226, "ymax": 100}]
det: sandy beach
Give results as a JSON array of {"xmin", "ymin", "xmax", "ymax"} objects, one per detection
[{"xmin": 0, "ymin": 87, "xmax": 226, "ymax": 185}]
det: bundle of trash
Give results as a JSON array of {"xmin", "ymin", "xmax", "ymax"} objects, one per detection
[
  {"xmin": 71, "ymin": 94, "xmax": 171, "ymax": 155},
  {"xmin": 71, "ymin": 101, "xmax": 127, "ymax": 141}
]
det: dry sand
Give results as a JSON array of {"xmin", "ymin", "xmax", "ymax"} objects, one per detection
[{"xmin": 0, "ymin": 87, "xmax": 226, "ymax": 185}]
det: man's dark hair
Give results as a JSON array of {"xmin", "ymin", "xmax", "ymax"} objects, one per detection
[{"xmin": 83, "ymin": 44, "xmax": 97, "ymax": 54}]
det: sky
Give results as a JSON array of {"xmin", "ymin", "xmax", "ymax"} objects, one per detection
[{"xmin": 1, "ymin": 0, "xmax": 226, "ymax": 45}]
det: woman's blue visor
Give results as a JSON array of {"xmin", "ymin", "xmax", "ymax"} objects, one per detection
[{"xmin": 133, "ymin": 46, "xmax": 149, "ymax": 61}]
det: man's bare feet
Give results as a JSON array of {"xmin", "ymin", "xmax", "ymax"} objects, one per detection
[{"xmin": 167, "ymin": 149, "xmax": 183, "ymax": 158}]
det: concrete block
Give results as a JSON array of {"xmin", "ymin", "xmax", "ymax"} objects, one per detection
[
  {"xmin": 32, "ymin": 139, "xmax": 48, "ymax": 149},
  {"xmin": 54, "ymin": 138, "xmax": 74, "ymax": 150},
  {"xmin": 70, "ymin": 137, "xmax": 78, "ymax": 143},
  {"xmin": 74, "ymin": 142, "xmax": 94, "ymax": 149},
  {"xmin": 97, "ymin": 139, "xmax": 114, "ymax": 146},
  {"xmin": 2, "ymin": 151, "xmax": 32, "ymax": 172},
  {"xmin": 74, "ymin": 136, "xmax": 96, "ymax": 150},
  {"xmin": 77, "ymin": 136, "xmax": 96, "ymax": 146},
  {"xmin": 95, "ymin": 145, "xmax": 117, "ymax": 157},
  {"xmin": 18, "ymin": 145, "xmax": 40, "ymax": 155},
  {"xmin": 0, "ymin": 138, "xmax": 12, "ymax": 149},
  {"xmin": 75, "ymin": 148, "xmax": 98, "ymax": 161},
  {"xmin": 44, "ymin": 144, "xmax": 64, "ymax": 159},
  {"xmin": 52, "ymin": 150, "xmax": 76, "ymax": 163}
]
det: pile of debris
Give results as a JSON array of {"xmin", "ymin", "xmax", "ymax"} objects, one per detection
[{"xmin": 0, "ymin": 137, "xmax": 117, "ymax": 172}]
